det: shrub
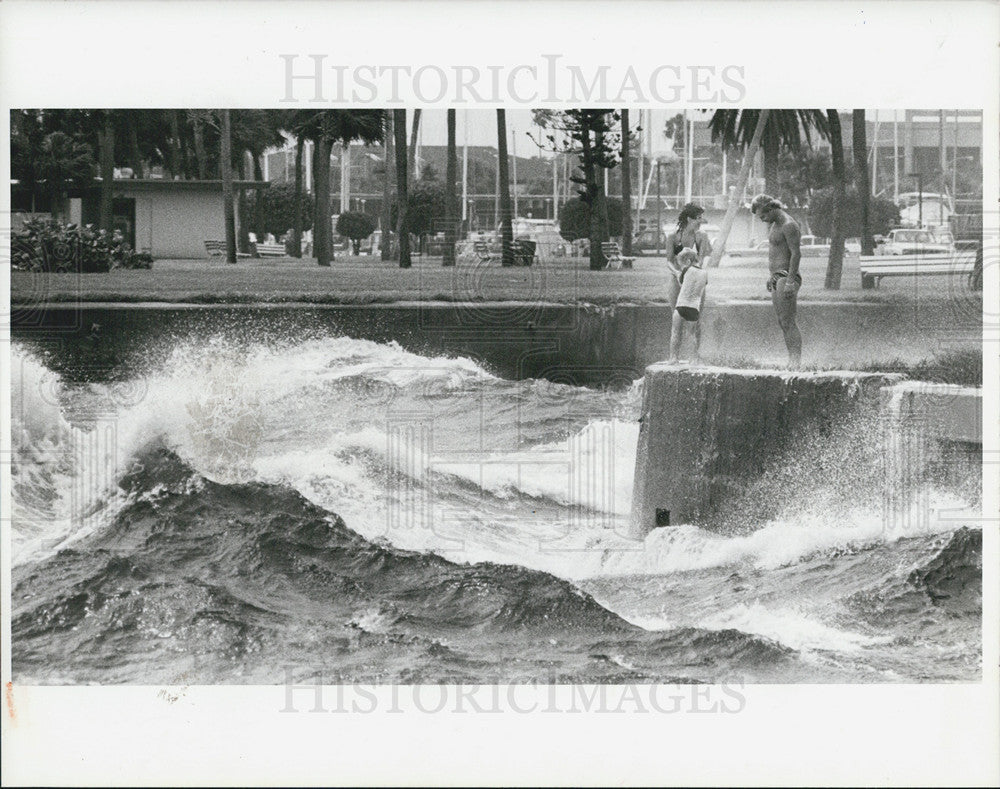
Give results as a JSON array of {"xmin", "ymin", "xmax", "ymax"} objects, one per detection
[
  {"xmin": 391, "ymin": 180, "xmax": 447, "ymax": 238},
  {"xmin": 252, "ymin": 182, "xmax": 314, "ymax": 239},
  {"xmin": 11, "ymin": 218, "xmax": 154, "ymax": 272},
  {"xmin": 558, "ymin": 197, "xmax": 623, "ymax": 242},
  {"xmin": 335, "ymin": 211, "xmax": 377, "ymax": 254},
  {"xmin": 808, "ymin": 189, "xmax": 900, "ymax": 238}
]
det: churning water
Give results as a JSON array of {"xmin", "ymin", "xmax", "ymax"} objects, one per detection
[{"xmin": 10, "ymin": 335, "xmax": 982, "ymax": 683}]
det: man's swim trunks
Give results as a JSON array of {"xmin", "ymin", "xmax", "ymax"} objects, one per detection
[{"xmin": 766, "ymin": 270, "xmax": 803, "ymax": 293}]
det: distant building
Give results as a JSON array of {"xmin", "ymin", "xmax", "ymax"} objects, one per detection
[{"xmin": 12, "ymin": 179, "xmax": 266, "ymax": 259}]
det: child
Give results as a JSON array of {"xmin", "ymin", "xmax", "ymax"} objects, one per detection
[{"xmin": 668, "ymin": 247, "xmax": 708, "ymax": 363}]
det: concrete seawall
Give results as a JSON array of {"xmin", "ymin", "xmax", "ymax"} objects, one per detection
[
  {"xmin": 629, "ymin": 365, "xmax": 902, "ymax": 538},
  {"xmin": 10, "ymin": 301, "xmax": 980, "ymax": 386},
  {"xmin": 881, "ymin": 382, "xmax": 983, "ymax": 532},
  {"xmin": 631, "ymin": 366, "xmax": 983, "ymax": 539}
]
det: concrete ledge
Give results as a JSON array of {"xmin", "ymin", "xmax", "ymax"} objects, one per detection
[
  {"xmin": 630, "ymin": 364, "xmax": 903, "ymax": 538},
  {"xmin": 881, "ymin": 381, "xmax": 982, "ymax": 444}
]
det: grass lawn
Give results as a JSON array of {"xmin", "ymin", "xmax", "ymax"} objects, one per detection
[{"xmin": 10, "ymin": 252, "xmax": 980, "ymax": 306}]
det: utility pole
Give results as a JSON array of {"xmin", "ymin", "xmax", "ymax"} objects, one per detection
[
  {"xmin": 893, "ymin": 113, "xmax": 899, "ymax": 202},
  {"xmin": 461, "ymin": 110, "xmax": 468, "ymax": 227},
  {"xmin": 637, "ymin": 114, "xmax": 644, "ymax": 219},
  {"xmin": 511, "ymin": 126, "xmax": 519, "ymax": 220},
  {"xmin": 952, "ymin": 111, "xmax": 958, "ymax": 204},
  {"xmin": 552, "ymin": 138, "xmax": 559, "ymax": 222},
  {"xmin": 938, "ymin": 109, "xmax": 946, "ymax": 224},
  {"xmin": 656, "ymin": 160, "xmax": 662, "ymax": 255},
  {"xmin": 872, "ymin": 110, "xmax": 879, "ymax": 194},
  {"xmin": 340, "ymin": 142, "xmax": 350, "ymax": 213}
]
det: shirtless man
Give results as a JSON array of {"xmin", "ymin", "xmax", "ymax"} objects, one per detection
[{"xmin": 751, "ymin": 194, "xmax": 802, "ymax": 368}]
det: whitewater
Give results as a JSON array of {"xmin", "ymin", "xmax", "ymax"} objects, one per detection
[{"xmin": 9, "ymin": 336, "xmax": 983, "ymax": 683}]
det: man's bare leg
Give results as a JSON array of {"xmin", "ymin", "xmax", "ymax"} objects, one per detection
[{"xmin": 771, "ymin": 281, "xmax": 801, "ymax": 368}]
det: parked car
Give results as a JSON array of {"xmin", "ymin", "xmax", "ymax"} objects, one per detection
[
  {"xmin": 632, "ymin": 228, "xmax": 669, "ymax": 255},
  {"xmin": 725, "ymin": 240, "xmax": 770, "ymax": 258},
  {"xmin": 798, "ymin": 235, "xmax": 831, "ymax": 256},
  {"xmin": 876, "ymin": 228, "xmax": 954, "ymax": 256}
]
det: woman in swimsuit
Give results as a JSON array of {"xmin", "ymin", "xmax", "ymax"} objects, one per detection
[{"xmin": 666, "ymin": 203, "xmax": 712, "ymax": 362}]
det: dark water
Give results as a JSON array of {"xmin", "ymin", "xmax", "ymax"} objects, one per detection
[{"xmin": 10, "ymin": 335, "xmax": 982, "ymax": 683}]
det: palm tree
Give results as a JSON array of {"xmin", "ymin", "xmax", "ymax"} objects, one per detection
[
  {"xmin": 708, "ymin": 110, "xmax": 772, "ymax": 268},
  {"xmin": 291, "ymin": 135, "xmax": 305, "ymax": 257},
  {"xmin": 188, "ymin": 110, "xmax": 209, "ymax": 179},
  {"xmin": 167, "ymin": 110, "xmax": 183, "ymax": 178},
  {"xmin": 393, "ymin": 109, "xmax": 411, "ymax": 268},
  {"xmin": 496, "ymin": 109, "xmax": 514, "ymax": 267},
  {"xmin": 853, "ymin": 109, "xmax": 875, "ymax": 255},
  {"xmin": 313, "ymin": 133, "xmax": 333, "ymax": 265},
  {"xmin": 292, "ymin": 110, "xmax": 385, "ymax": 266},
  {"xmin": 36, "ymin": 131, "xmax": 94, "ymax": 222},
  {"xmin": 380, "ymin": 112, "xmax": 394, "ymax": 261},
  {"xmin": 97, "ymin": 110, "xmax": 115, "ymax": 233},
  {"xmin": 443, "ymin": 108, "xmax": 458, "ymax": 267},
  {"xmin": 708, "ymin": 110, "xmax": 829, "ymax": 203},
  {"xmin": 620, "ymin": 108, "xmax": 633, "ymax": 255},
  {"xmin": 219, "ymin": 109, "xmax": 237, "ymax": 264},
  {"xmin": 407, "ymin": 108, "xmax": 422, "ymax": 181},
  {"xmin": 824, "ymin": 109, "xmax": 847, "ymax": 289}
]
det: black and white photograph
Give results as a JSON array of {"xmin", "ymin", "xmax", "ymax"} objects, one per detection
[
  {"xmin": 7, "ymin": 106, "xmax": 987, "ymax": 686},
  {"xmin": 2, "ymin": 1, "xmax": 998, "ymax": 786}
]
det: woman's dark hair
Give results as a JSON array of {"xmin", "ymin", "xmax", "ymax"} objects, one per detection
[{"xmin": 676, "ymin": 202, "xmax": 705, "ymax": 233}]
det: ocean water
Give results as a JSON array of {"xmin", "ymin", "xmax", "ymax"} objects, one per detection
[{"xmin": 9, "ymin": 336, "xmax": 982, "ymax": 683}]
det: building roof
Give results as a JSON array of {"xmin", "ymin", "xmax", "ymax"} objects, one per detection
[{"xmin": 111, "ymin": 179, "xmax": 268, "ymax": 190}]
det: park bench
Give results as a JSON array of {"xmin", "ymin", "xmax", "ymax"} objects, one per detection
[
  {"xmin": 252, "ymin": 242, "xmax": 286, "ymax": 258},
  {"xmin": 511, "ymin": 239, "xmax": 536, "ymax": 267},
  {"xmin": 859, "ymin": 251, "xmax": 976, "ymax": 289},
  {"xmin": 601, "ymin": 241, "xmax": 634, "ymax": 270},
  {"xmin": 473, "ymin": 240, "xmax": 498, "ymax": 264},
  {"xmin": 204, "ymin": 240, "xmax": 250, "ymax": 259}
]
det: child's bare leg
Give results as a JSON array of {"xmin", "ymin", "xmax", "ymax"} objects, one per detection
[{"xmin": 669, "ymin": 312, "xmax": 685, "ymax": 362}]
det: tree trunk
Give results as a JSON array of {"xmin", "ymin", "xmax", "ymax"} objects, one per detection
[
  {"xmin": 496, "ymin": 109, "xmax": 514, "ymax": 267},
  {"xmin": 825, "ymin": 109, "xmax": 847, "ymax": 289},
  {"xmin": 98, "ymin": 111, "xmax": 115, "ymax": 233},
  {"xmin": 620, "ymin": 108, "xmax": 633, "ymax": 255},
  {"xmin": 252, "ymin": 153, "xmax": 266, "ymax": 241},
  {"xmin": 443, "ymin": 109, "xmax": 458, "ymax": 266},
  {"xmin": 407, "ymin": 108, "xmax": 422, "ymax": 182},
  {"xmin": 595, "ymin": 125, "xmax": 610, "ymax": 245},
  {"xmin": 127, "ymin": 117, "xmax": 143, "ymax": 178},
  {"xmin": 580, "ymin": 128, "xmax": 603, "ymax": 270},
  {"xmin": 237, "ymin": 156, "xmax": 251, "ymax": 255},
  {"xmin": 220, "ymin": 109, "xmax": 237, "ymax": 264},
  {"xmin": 709, "ymin": 109, "xmax": 771, "ymax": 268},
  {"xmin": 179, "ymin": 125, "xmax": 193, "ymax": 179},
  {"xmin": 393, "ymin": 109, "xmax": 411, "ymax": 268},
  {"xmin": 192, "ymin": 113, "xmax": 208, "ymax": 179},
  {"xmin": 853, "ymin": 109, "xmax": 874, "ymax": 255},
  {"xmin": 381, "ymin": 113, "xmax": 394, "ymax": 261},
  {"xmin": 168, "ymin": 110, "xmax": 182, "ymax": 179},
  {"xmin": 763, "ymin": 130, "xmax": 780, "ymax": 199},
  {"xmin": 312, "ymin": 140, "xmax": 321, "ymax": 256},
  {"xmin": 314, "ymin": 136, "xmax": 332, "ymax": 266},
  {"xmin": 291, "ymin": 136, "xmax": 304, "ymax": 258}
]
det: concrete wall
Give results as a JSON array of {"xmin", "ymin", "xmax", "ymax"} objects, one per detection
[
  {"xmin": 881, "ymin": 382, "xmax": 983, "ymax": 532},
  {"xmin": 630, "ymin": 366, "xmax": 903, "ymax": 538},
  {"xmin": 117, "ymin": 186, "xmax": 240, "ymax": 259},
  {"xmin": 10, "ymin": 301, "xmax": 982, "ymax": 386}
]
